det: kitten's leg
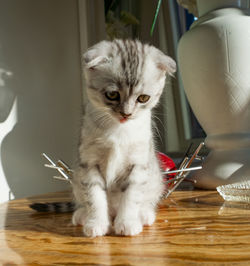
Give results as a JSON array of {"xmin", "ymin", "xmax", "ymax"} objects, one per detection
[
  {"xmin": 140, "ymin": 162, "xmax": 163, "ymax": 226},
  {"xmin": 72, "ymin": 166, "xmax": 110, "ymax": 237},
  {"xmin": 140, "ymin": 205, "xmax": 156, "ymax": 226},
  {"xmin": 114, "ymin": 166, "xmax": 148, "ymax": 236}
]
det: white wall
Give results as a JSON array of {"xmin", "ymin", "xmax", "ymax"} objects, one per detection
[{"xmin": 0, "ymin": 0, "xmax": 82, "ymax": 202}]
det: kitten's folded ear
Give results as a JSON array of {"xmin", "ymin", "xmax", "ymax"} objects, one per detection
[
  {"xmin": 83, "ymin": 41, "xmax": 112, "ymax": 70},
  {"xmin": 151, "ymin": 47, "xmax": 177, "ymax": 76}
]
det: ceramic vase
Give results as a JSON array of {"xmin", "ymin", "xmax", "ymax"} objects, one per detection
[{"xmin": 178, "ymin": 0, "xmax": 250, "ymax": 188}]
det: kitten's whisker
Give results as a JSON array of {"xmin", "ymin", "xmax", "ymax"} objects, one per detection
[
  {"xmin": 152, "ymin": 120, "xmax": 163, "ymax": 145},
  {"xmin": 92, "ymin": 111, "xmax": 109, "ymax": 122},
  {"xmin": 152, "ymin": 114, "xmax": 166, "ymax": 131},
  {"xmin": 88, "ymin": 107, "xmax": 110, "ymax": 117},
  {"xmin": 99, "ymin": 117, "xmax": 109, "ymax": 128},
  {"xmin": 153, "ymin": 111, "xmax": 168, "ymax": 117},
  {"xmin": 96, "ymin": 112, "xmax": 112, "ymax": 129}
]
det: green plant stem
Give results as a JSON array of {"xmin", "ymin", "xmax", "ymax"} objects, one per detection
[{"xmin": 150, "ymin": 0, "xmax": 162, "ymax": 36}]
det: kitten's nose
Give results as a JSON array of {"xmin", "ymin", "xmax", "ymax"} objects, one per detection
[{"xmin": 120, "ymin": 112, "xmax": 132, "ymax": 118}]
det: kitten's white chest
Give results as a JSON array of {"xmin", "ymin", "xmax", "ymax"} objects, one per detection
[{"xmin": 102, "ymin": 121, "xmax": 151, "ymax": 186}]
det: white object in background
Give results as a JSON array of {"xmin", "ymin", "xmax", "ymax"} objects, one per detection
[
  {"xmin": 0, "ymin": 98, "xmax": 17, "ymax": 203},
  {"xmin": 178, "ymin": 0, "xmax": 250, "ymax": 188}
]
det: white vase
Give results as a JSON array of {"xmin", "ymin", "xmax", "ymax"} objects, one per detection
[{"xmin": 178, "ymin": 0, "xmax": 250, "ymax": 188}]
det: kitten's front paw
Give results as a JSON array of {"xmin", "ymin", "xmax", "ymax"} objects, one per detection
[
  {"xmin": 83, "ymin": 220, "xmax": 111, "ymax": 237},
  {"xmin": 140, "ymin": 208, "xmax": 156, "ymax": 226},
  {"xmin": 72, "ymin": 209, "xmax": 111, "ymax": 237},
  {"xmin": 114, "ymin": 218, "xmax": 143, "ymax": 236},
  {"xmin": 72, "ymin": 207, "xmax": 86, "ymax": 226}
]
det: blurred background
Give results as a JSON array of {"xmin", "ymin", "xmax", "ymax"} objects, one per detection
[{"xmin": 0, "ymin": 0, "xmax": 205, "ymax": 202}]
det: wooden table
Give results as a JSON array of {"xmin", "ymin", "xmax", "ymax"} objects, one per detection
[{"xmin": 1, "ymin": 190, "xmax": 250, "ymax": 265}]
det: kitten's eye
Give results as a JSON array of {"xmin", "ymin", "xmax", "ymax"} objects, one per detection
[
  {"xmin": 137, "ymin": 94, "xmax": 150, "ymax": 103},
  {"xmin": 105, "ymin": 91, "xmax": 120, "ymax": 101}
]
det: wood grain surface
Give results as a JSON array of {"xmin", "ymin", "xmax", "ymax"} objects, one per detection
[{"xmin": 1, "ymin": 190, "xmax": 250, "ymax": 265}]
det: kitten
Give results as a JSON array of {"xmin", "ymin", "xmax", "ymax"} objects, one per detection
[{"xmin": 71, "ymin": 39, "xmax": 176, "ymax": 237}]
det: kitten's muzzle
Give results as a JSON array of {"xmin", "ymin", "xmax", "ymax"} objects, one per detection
[{"xmin": 120, "ymin": 112, "xmax": 132, "ymax": 118}]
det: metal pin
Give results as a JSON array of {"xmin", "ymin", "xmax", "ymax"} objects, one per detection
[
  {"xmin": 53, "ymin": 176, "xmax": 71, "ymax": 182},
  {"xmin": 164, "ymin": 142, "xmax": 204, "ymax": 198},
  {"xmin": 42, "ymin": 153, "xmax": 56, "ymax": 166},
  {"xmin": 44, "ymin": 164, "xmax": 64, "ymax": 171},
  {"xmin": 57, "ymin": 160, "xmax": 74, "ymax": 174},
  {"xmin": 42, "ymin": 153, "xmax": 73, "ymax": 183},
  {"xmin": 163, "ymin": 166, "xmax": 202, "ymax": 175},
  {"xmin": 194, "ymin": 156, "xmax": 204, "ymax": 161}
]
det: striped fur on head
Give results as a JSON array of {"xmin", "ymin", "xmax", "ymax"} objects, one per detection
[{"xmin": 83, "ymin": 39, "xmax": 176, "ymax": 122}]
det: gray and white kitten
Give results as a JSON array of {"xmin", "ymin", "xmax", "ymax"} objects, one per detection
[{"xmin": 72, "ymin": 39, "xmax": 176, "ymax": 237}]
